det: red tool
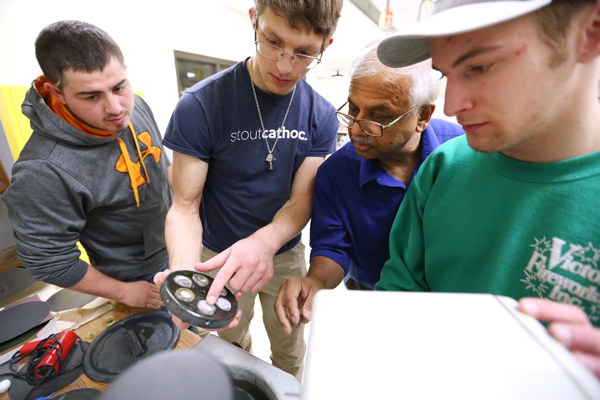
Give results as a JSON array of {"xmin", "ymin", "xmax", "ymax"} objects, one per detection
[{"xmin": 19, "ymin": 331, "xmax": 78, "ymax": 378}]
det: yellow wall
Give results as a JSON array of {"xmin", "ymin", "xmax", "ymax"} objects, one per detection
[{"xmin": 0, "ymin": 86, "xmax": 31, "ymax": 160}]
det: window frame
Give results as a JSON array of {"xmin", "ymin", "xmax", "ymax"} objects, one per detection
[{"xmin": 174, "ymin": 50, "xmax": 236, "ymax": 97}]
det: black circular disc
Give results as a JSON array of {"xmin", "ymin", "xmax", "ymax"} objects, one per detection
[
  {"xmin": 0, "ymin": 302, "xmax": 50, "ymax": 343},
  {"xmin": 83, "ymin": 310, "xmax": 179, "ymax": 382},
  {"xmin": 160, "ymin": 271, "xmax": 238, "ymax": 329}
]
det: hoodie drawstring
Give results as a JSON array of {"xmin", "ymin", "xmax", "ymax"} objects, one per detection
[{"xmin": 116, "ymin": 122, "xmax": 149, "ymax": 207}]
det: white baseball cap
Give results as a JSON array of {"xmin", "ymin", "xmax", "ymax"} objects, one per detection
[{"xmin": 377, "ymin": 0, "xmax": 592, "ymax": 68}]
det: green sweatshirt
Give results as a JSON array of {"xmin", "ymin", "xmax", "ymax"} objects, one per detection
[{"xmin": 375, "ymin": 136, "xmax": 600, "ymax": 327}]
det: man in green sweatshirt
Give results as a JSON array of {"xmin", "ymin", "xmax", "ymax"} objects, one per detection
[{"xmin": 375, "ymin": 0, "xmax": 600, "ymax": 378}]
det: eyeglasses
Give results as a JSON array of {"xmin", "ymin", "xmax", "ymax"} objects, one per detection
[
  {"xmin": 335, "ymin": 101, "xmax": 419, "ymax": 137},
  {"xmin": 253, "ymin": 26, "xmax": 323, "ymax": 70},
  {"xmin": 252, "ymin": 18, "xmax": 323, "ymax": 69},
  {"xmin": 254, "ymin": 40, "xmax": 322, "ymax": 69}
]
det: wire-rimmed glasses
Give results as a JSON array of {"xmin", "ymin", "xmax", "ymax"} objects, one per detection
[
  {"xmin": 335, "ymin": 101, "xmax": 419, "ymax": 137},
  {"xmin": 254, "ymin": 40, "xmax": 322, "ymax": 69}
]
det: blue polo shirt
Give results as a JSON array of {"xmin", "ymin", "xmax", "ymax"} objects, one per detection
[{"xmin": 310, "ymin": 119, "xmax": 464, "ymax": 288}]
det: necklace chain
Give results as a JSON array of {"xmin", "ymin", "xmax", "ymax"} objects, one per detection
[{"xmin": 248, "ymin": 61, "xmax": 296, "ymax": 170}]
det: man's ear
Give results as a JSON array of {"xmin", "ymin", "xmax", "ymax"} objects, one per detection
[
  {"xmin": 249, "ymin": 7, "xmax": 256, "ymax": 29},
  {"xmin": 321, "ymin": 37, "xmax": 334, "ymax": 53},
  {"xmin": 43, "ymin": 81, "xmax": 66, "ymax": 104},
  {"xmin": 416, "ymin": 103, "xmax": 435, "ymax": 132},
  {"xmin": 577, "ymin": 1, "xmax": 600, "ymax": 63}
]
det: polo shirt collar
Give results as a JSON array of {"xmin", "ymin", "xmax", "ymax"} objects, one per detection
[{"xmin": 419, "ymin": 123, "xmax": 440, "ymax": 163}]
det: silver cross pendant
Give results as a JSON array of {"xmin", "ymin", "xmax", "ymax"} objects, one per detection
[{"xmin": 266, "ymin": 153, "xmax": 276, "ymax": 170}]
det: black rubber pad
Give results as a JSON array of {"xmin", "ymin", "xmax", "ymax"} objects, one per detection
[
  {"xmin": 0, "ymin": 302, "xmax": 50, "ymax": 344},
  {"xmin": 83, "ymin": 310, "xmax": 179, "ymax": 382}
]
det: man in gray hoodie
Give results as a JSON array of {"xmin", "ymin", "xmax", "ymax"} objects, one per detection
[{"xmin": 1, "ymin": 20, "xmax": 172, "ymax": 309}]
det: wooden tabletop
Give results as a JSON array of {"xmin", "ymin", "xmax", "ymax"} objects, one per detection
[{"xmin": 0, "ymin": 303, "xmax": 201, "ymax": 399}]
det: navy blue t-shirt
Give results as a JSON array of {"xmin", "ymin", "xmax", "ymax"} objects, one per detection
[
  {"xmin": 163, "ymin": 59, "xmax": 338, "ymax": 254},
  {"xmin": 310, "ymin": 119, "xmax": 465, "ymax": 288}
]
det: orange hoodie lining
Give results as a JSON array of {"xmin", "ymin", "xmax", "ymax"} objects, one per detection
[{"xmin": 34, "ymin": 76, "xmax": 115, "ymax": 138}]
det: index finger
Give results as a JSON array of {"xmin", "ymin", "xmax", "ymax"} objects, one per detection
[
  {"xmin": 196, "ymin": 248, "xmax": 230, "ymax": 273},
  {"xmin": 275, "ymin": 281, "xmax": 302, "ymax": 335},
  {"xmin": 519, "ymin": 297, "xmax": 591, "ymax": 326},
  {"xmin": 206, "ymin": 264, "xmax": 238, "ymax": 305}
]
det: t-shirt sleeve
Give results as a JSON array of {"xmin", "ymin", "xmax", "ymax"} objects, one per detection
[
  {"xmin": 309, "ymin": 165, "xmax": 352, "ymax": 273},
  {"xmin": 307, "ymin": 101, "xmax": 338, "ymax": 157},
  {"xmin": 374, "ymin": 162, "xmax": 431, "ymax": 292},
  {"xmin": 162, "ymin": 92, "xmax": 212, "ymax": 161},
  {"xmin": 2, "ymin": 160, "xmax": 90, "ymax": 287}
]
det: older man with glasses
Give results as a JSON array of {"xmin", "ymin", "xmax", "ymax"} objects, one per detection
[
  {"xmin": 274, "ymin": 44, "xmax": 464, "ymax": 333},
  {"xmin": 156, "ymin": 0, "xmax": 342, "ymax": 381}
]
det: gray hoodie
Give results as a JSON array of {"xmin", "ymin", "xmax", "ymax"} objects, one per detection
[{"xmin": 2, "ymin": 78, "xmax": 172, "ymax": 287}]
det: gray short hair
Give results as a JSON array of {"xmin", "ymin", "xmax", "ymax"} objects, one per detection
[{"xmin": 349, "ymin": 40, "xmax": 441, "ymax": 111}]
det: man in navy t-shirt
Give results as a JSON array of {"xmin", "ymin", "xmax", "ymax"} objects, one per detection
[
  {"xmin": 274, "ymin": 43, "xmax": 464, "ymax": 333},
  {"xmin": 156, "ymin": 0, "xmax": 342, "ymax": 381}
]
